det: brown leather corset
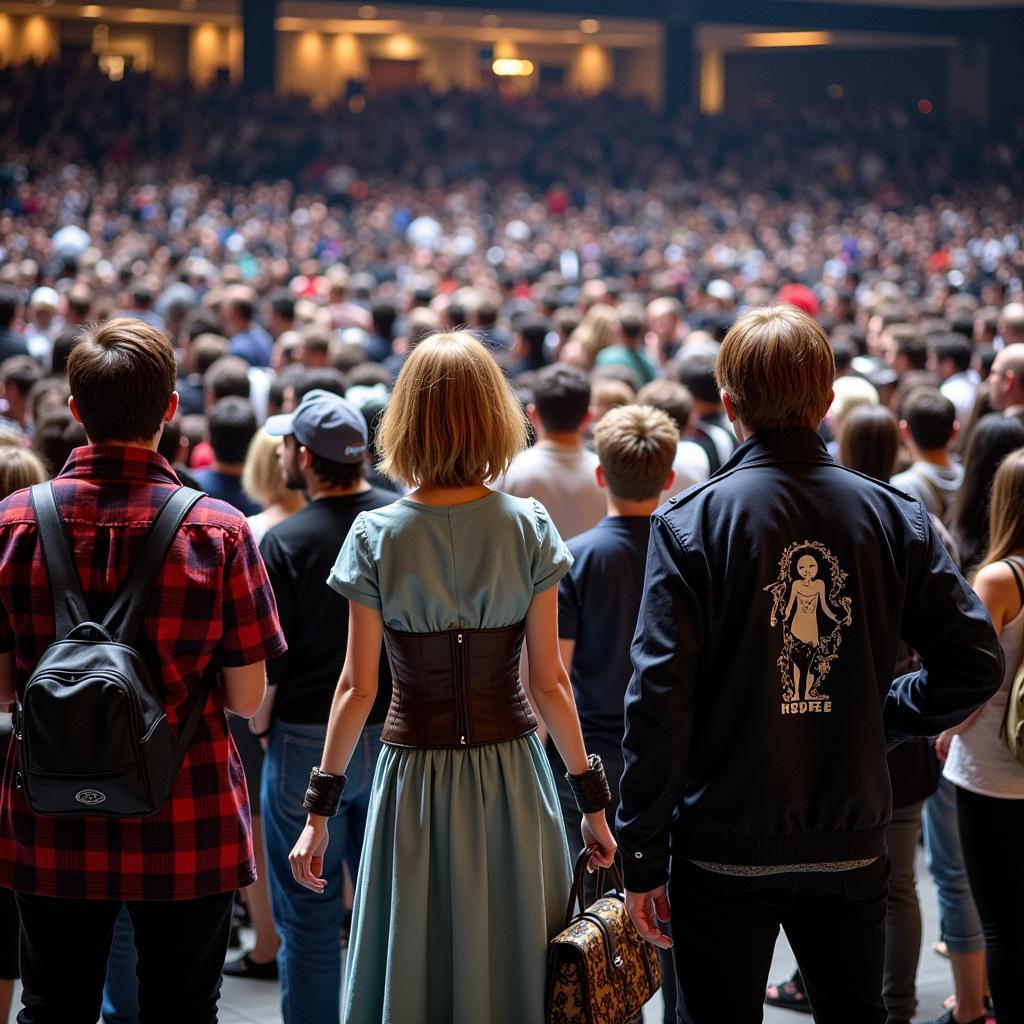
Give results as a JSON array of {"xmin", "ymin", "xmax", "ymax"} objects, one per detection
[{"xmin": 380, "ymin": 621, "xmax": 537, "ymax": 749}]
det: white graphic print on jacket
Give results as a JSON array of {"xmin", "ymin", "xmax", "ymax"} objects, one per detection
[{"xmin": 764, "ymin": 541, "xmax": 854, "ymax": 715}]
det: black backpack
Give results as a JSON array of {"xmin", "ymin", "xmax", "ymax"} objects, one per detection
[{"xmin": 15, "ymin": 482, "xmax": 212, "ymax": 818}]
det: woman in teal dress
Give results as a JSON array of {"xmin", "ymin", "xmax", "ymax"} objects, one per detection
[{"xmin": 289, "ymin": 331, "xmax": 617, "ymax": 1024}]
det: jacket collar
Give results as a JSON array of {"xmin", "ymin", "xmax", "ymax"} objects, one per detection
[
  {"xmin": 717, "ymin": 427, "xmax": 834, "ymax": 474},
  {"xmin": 57, "ymin": 444, "xmax": 182, "ymax": 485}
]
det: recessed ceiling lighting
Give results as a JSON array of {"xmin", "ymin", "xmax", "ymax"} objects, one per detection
[
  {"xmin": 179, "ymin": 0, "xmax": 198, "ymax": 9},
  {"xmin": 423, "ymin": 9, "xmax": 442, "ymax": 23},
  {"xmin": 358, "ymin": 4, "xmax": 378, "ymax": 17},
  {"xmin": 481, "ymin": 14, "xmax": 501, "ymax": 27},
  {"xmin": 579, "ymin": 18, "xmax": 600, "ymax": 34},
  {"xmin": 82, "ymin": 5, "xmax": 101, "ymax": 16}
]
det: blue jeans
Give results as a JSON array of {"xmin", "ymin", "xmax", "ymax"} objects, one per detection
[
  {"xmin": 922, "ymin": 774, "xmax": 984, "ymax": 954},
  {"xmin": 101, "ymin": 906, "xmax": 138, "ymax": 1024},
  {"xmin": 262, "ymin": 720, "xmax": 383, "ymax": 1024}
]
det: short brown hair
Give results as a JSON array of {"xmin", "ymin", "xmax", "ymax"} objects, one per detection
[
  {"xmin": 636, "ymin": 380, "xmax": 693, "ymax": 433},
  {"xmin": 593, "ymin": 404, "xmax": 678, "ymax": 501},
  {"xmin": 716, "ymin": 306, "xmax": 835, "ymax": 432},
  {"xmin": 377, "ymin": 331, "xmax": 527, "ymax": 487},
  {"xmin": 68, "ymin": 318, "xmax": 176, "ymax": 443}
]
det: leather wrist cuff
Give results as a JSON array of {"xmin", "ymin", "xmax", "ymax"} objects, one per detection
[
  {"xmin": 566, "ymin": 753, "xmax": 611, "ymax": 814},
  {"xmin": 302, "ymin": 766, "xmax": 347, "ymax": 817}
]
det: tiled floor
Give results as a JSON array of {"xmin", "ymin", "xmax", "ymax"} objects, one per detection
[{"xmin": 16, "ymin": 846, "xmax": 959, "ymax": 1022}]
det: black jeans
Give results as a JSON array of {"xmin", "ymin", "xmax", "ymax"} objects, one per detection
[
  {"xmin": 15, "ymin": 889, "xmax": 233, "ymax": 1024},
  {"xmin": 669, "ymin": 857, "xmax": 889, "ymax": 1024},
  {"xmin": 957, "ymin": 786, "xmax": 1024, "ymax": 1024}
]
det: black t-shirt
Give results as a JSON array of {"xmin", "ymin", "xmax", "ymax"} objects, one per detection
[
  {"xmin": 259, "ymin": 487, "xmax": 396, "ymax": 724},
  {"xmin": 557, "ymin": 515, "xmax": 651, "ymax": 740}
]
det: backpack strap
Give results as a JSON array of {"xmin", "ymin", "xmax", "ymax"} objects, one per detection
[
  {"xmin": 30, "ymin": 482, "xmax": 91, "ymax": 640},
  {"xmin": 101, "ymin": 487, "xmax": 205, "ymax": 644}
]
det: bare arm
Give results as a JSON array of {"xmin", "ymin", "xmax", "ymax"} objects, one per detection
[
  {"xmin": 936, "ymin": 561, "xmax": 1017, "ymax": 755},
  {"xmin": 290, "ymin": 602, "xmax": 382, "ymax": 893},
  {"xmin": 316, "ymin": 602, "xmax": 382, "ymax": 777},
  {"xmin": 526, "ymin": 586, "xmax": 588, "ymax": 775},
  {"xmin": 220, "ymin": 662, "xmax": 267, "ymax": 719},
  {"xmin": 783, "ymin": 582, "xmax": 797, "ymax": 619},
  {"xmin": 526, "ymin": 586, "xmax": 616, "ymax": 868}
]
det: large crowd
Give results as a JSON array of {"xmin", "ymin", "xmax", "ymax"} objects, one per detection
[{"xmin": 0, "ymin": 61, "xmax": 1023, "ymax": 1024}]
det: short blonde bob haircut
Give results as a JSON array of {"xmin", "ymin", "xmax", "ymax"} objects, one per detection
[
  {"xmin": 716, "ymin": 305, "xmax": 835, "ymax": 433},
  {"xmin": 377, "ymin": 331, "xmax": 528, "ymax": 488}
]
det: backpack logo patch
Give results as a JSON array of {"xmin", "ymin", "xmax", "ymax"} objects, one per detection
[
  {"xmin": 74, "ymin": 789, "xmax": 107, "ymax": 806},
  {"xmin": 764, "ymin": 541, "xmax": 853, "ymax": 715}
]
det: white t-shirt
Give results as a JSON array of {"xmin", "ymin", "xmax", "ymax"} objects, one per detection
[
  {"xmin": 496, "ymin": 441, "xmax": 605, "ymax": 543},
  {"xmin": 662, "ymin": 440, "xmax": 711, "ymax": 499},
  {"xmin": 944, "ymin": 557, "xmax": 1024, "ymax": 799}
]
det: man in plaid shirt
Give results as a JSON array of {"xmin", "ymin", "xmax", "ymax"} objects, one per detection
[{"xmin": 0, "ymin": 318, "xmax": 287, "ymax": 1022}]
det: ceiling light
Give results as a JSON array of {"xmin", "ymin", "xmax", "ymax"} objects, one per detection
[
  {"xmin": 358, "ymin": 4, "xmax": 378, "ymax": 18},
  {"xmin": 492, "ymin": 58, "xmax": 533, "ymax": 76},
  {"xmin": 579, "ymin": 18, "xmax": 600, "ymax": 34},
  {"xmin": 745, "ymin": 31, "xmax": 832, "ymax": 48}
]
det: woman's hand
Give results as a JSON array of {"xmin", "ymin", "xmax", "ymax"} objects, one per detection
[
  {"xmin": 289, "ymin": 815, "xmax": 330, "ymax": 893},
  {"xmin": 581, "ymin": 812, "xmax": 617, "ymax": 870}
]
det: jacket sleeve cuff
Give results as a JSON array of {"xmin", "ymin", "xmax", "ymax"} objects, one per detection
[{"xmin": 620, "ymin": 858, "xmax": 670, "ymax": 893}]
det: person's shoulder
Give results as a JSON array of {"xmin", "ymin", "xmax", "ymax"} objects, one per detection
[
  {"xmin": 567, "ymin": 516, "xmax": 644, "ymax": 559},
  {"xmin": 0, "ymin": 486, "xmax": 36, "ymax": 526},
  {"xmin": 184, "ymin": 492, "xmax": 248, "ymax": 536},
  {"xmin": 975, "ymin": 557, "xmax": 1023, "ymax": 592}
]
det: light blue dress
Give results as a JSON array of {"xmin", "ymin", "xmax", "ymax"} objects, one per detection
[{"xmin": 328, "ymin": 491, "xmax": 573, "ymax": 1024}]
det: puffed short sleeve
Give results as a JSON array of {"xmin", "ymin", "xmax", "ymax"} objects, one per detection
[
  {"xmin": 327, "ymin": 513, "xmax": 382, "ymax": 609},
  {"xmin": 529, "ymin": 499, "xmax": 573, "ymax": 594}
]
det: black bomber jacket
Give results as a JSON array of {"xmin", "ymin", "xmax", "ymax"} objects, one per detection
[{"xmin": 616, "ymin": 428, "xmax": 1004, "ymax": 891}]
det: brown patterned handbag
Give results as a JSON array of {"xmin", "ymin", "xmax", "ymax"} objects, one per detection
[{"xmin": 546, "ymin": 847, "xmax": 661, "ymax": 1024}]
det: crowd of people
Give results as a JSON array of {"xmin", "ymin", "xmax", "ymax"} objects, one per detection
[{"xmin": 0, "ymin": 60, "xmax": 1022, "ymax": 1024}]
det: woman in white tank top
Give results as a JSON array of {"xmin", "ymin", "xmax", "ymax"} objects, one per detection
[{"xmin": 936, "ymin": 449, "xmax": 1024, "ymax": 1024}]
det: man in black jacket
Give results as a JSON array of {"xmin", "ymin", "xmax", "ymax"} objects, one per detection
[{"xmin": 617, "ymin": 306, "xmax": 1004, "ymax": 1024}]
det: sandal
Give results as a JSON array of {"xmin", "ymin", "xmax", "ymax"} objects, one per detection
[
  {"xmin": 765, "ymin": 971, "xmax": 812, "ymax": 1014},
  {"xmin": 222, "ymin": 952, "xmax": 279, "ymax": 981}
]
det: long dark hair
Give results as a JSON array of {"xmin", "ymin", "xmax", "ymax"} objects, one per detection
[
  {"xmin": 838, "ymin": 404, "xmax": 901, "ymax": 483},
  {"xmin": 947, "ymin": 413, "xmax": 1024, "ymax": 574}
]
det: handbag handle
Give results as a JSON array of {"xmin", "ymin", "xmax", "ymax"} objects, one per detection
[{"xmin": 562, "ymin": 846, "xmax": 626, "ymax": 929}]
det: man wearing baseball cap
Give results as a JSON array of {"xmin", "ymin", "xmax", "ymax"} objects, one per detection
[{"xmin": 251, "ymin": 389, "xmax": 396, "ymax": 1021}]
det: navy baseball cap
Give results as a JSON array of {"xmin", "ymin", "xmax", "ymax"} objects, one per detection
[{"xmin": 264, "ymin": 389, "xmax": 368, "ymax": 464}]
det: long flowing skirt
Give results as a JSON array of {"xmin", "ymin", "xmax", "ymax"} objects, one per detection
[{"xmin": 343, "ymin": 732, "xmax": 572, "ymax": 1024}]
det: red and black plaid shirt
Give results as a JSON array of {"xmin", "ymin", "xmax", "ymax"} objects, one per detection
[{"xmin": 0, "ymin": 445, "xmax": 287, "ymax": 901}]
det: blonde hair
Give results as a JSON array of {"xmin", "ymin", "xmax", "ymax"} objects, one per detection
[
  {"xmin": 242, "ymin": 429, "xmax": 292, "ymax": 507},
  {"xmin": 377, "ymin": 331, "xmax": 528, "ymax": 487},
  {"xmin": 0, "ymin": 446, "xmax": 46, "ymax": 500},
  {"xmin": 716, "ymin": 306, "xmax": 835, "ymax": 433},
  {"xmin": 567, "ymin": 305, "xmax": 619, "ymax": 365},
  {"xmin": 593, "ymin": 404, "xmax": 679, "ymax": 502},
  {"xmin": 979, "ymin": 448, "xmax": 1024, "ymax": 572}
]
